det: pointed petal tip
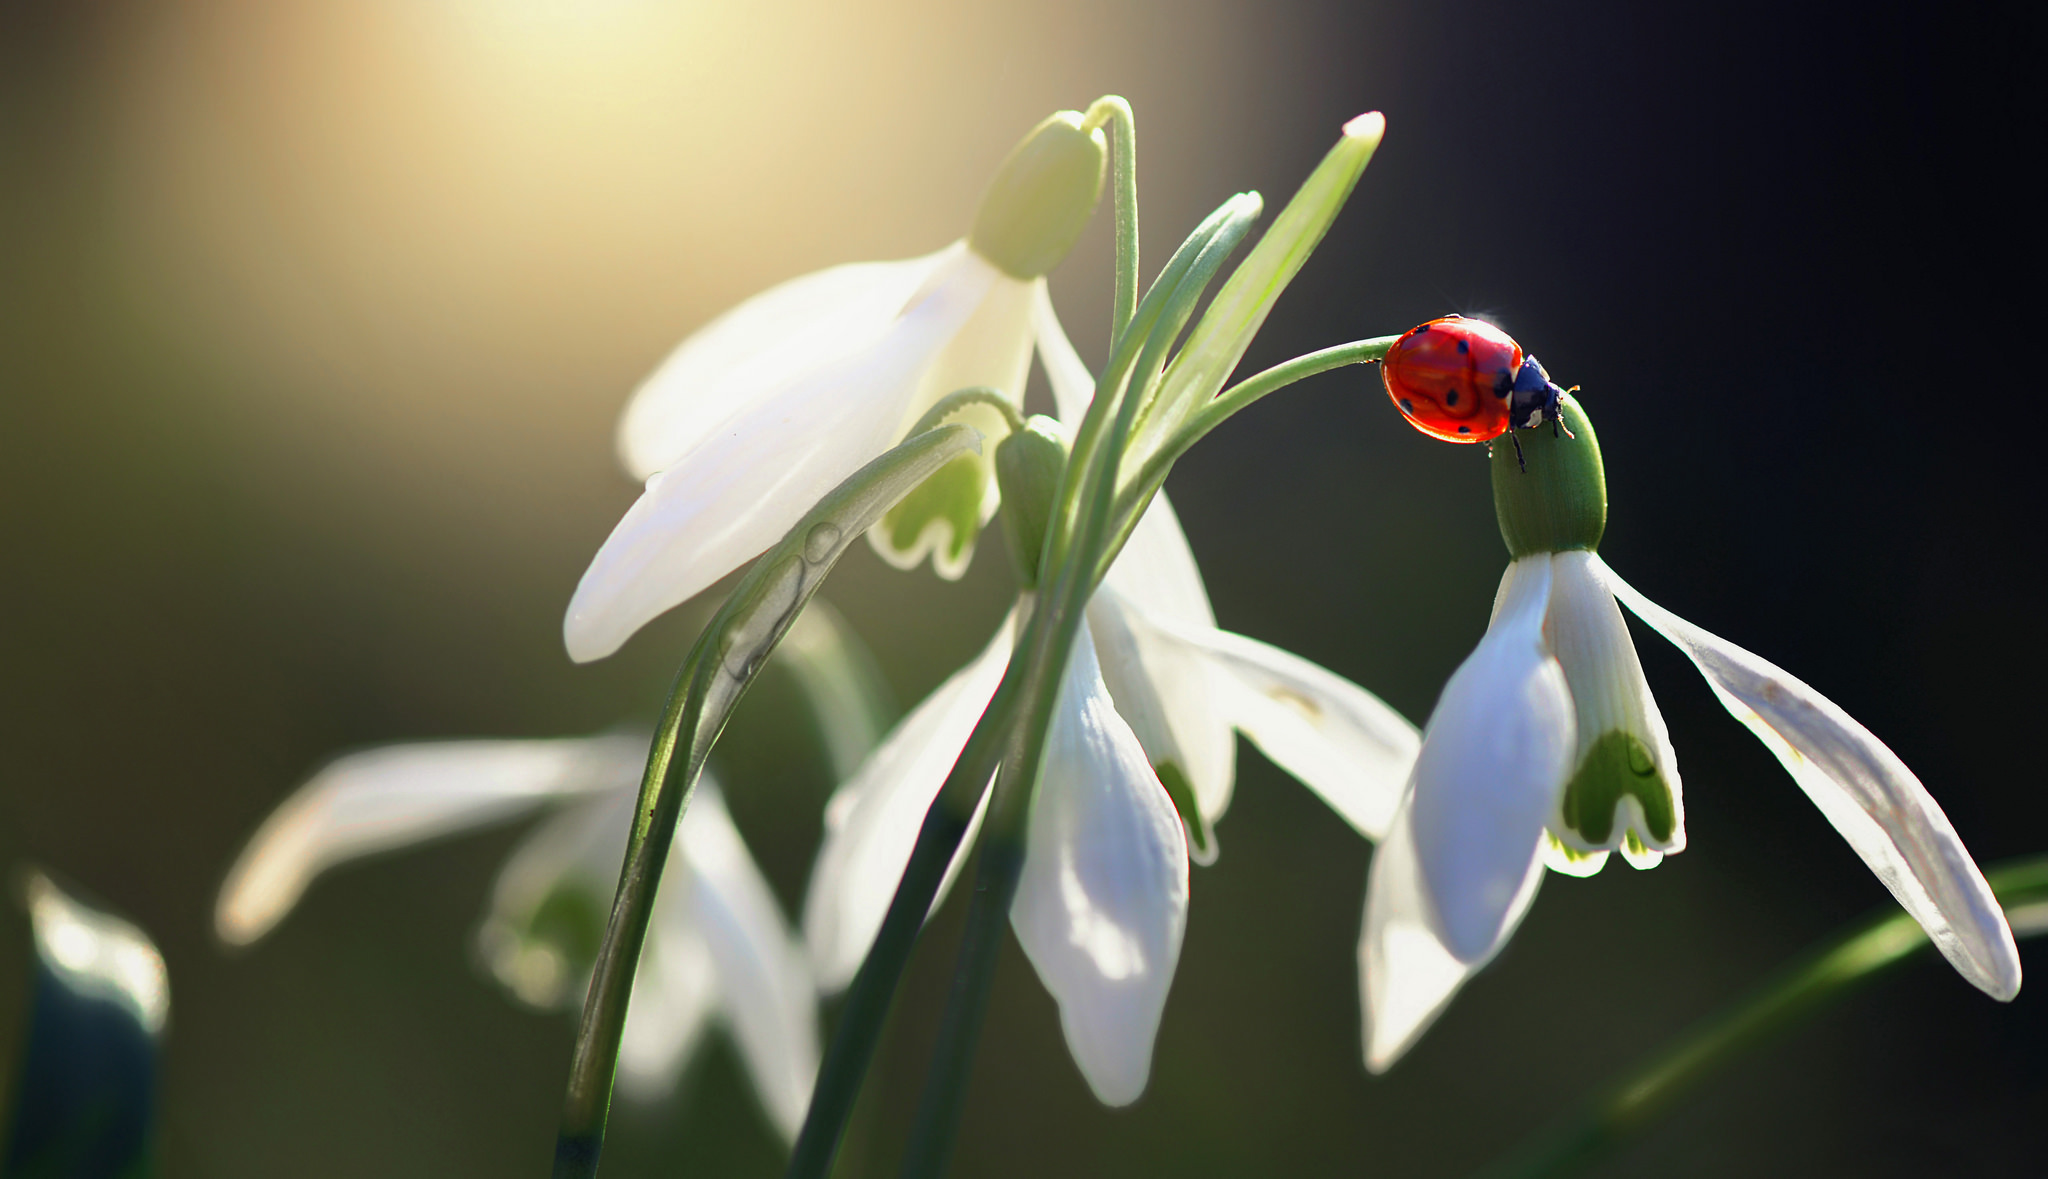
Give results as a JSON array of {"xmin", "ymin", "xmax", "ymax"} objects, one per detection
[
  {"xmin": 1969, "ymin": 935, "xmax": 2023, "ymax": 1003},
  {"xmin": 1342, "ymin": 112, "xmax": 1386, "ymax": 143},
  {"xmin": 562, "ymin": 608, "xmax": 625, "ymax": 665}
]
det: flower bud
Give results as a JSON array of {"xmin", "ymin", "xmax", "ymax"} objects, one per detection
[
  {"xmin": 995, "ymin": 415, "xmax": 1069, "ymax": 588},
  {"xmin": 969, "ymin": 112, "xmax": 1108, "ymax": 280},
  {"xmin": 1491, "ymin": 394, "xmax": 1606, "ymax": 557}
]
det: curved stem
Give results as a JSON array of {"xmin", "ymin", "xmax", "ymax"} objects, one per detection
[
  {"xmin": 897, "ymin": 723, "xmax": 1041, "ymax": 1179},
  {"xmin": 553, "ymin": 423, "xmax": 981, "ymax": 1179},
  {"xmin": 893, "ymin": 192, "xmax": 1262, "ymax": 1179},
  {"xmin": 1480, "ymin": 855, "xmax": 2048, "ymax": 1179},
  {"xmin": 1099, "ymin": 335, "xmax": 1396, "ymax": 584},
  {"xmin": 782, "ymin": 664, "xmax": 1024, "ymax": 1179},
  {"xmin": 1081, "ymin": 96, "xmax": 1138, "ymax": 348},
  {"xmin": 911, "ymin": 386, "xmax": 1027, "ymax": 438}
]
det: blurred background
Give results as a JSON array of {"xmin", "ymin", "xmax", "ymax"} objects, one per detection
[{"xmin": 3, "ymin": 0, "xmax": 2043, "ymax": 1174}]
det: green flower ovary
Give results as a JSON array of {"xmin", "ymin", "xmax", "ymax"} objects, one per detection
[
  {"xmin": 1557, "ymin": 729, "xmax": 1676, "ymax": 847},
  {"xmin": 993, "ymin": 415, "xmax": 1067, "ymax": 588},
  {"xmin": 1491, "ymin": 394, "xmax": 1606, "ymax": 558},
  {"xmin": 968, "ymin": 111, "xmax": 1108, "ymax": 280}
]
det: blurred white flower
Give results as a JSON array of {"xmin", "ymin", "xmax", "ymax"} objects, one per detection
[
  {"xmin": 801, "ymin": 316, "xmax": 1421, "ymax": 1106},
  {"xmin": 567, "ymin": 113, "xmax": 1110, "ymax": 663},
  {"xmin": 1360, "ymin": 550, "xmax": 2024, "ymax": 1071},
  {"xmin": 216, "ymin": 735, "xmax": 819, "ymax": 1139}
]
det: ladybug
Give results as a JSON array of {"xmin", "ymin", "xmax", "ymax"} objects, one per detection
[{"xmin": 1379, "ymin": 315, "xmax": 1571, "ymax": 463}]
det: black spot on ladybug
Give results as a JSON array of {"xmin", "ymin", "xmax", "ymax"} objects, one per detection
[
  {"xmin": 1457, "ymin": 425, "xmax": 1472, "ymax": 434},
  {"xmin": 1444, "ymin": 390, "xmax": 1460, "ymax": 406},
  {"xmin": 1399, "ymin": 398, "xmax": 1414, "ymax": 413},
  {"xmin": 1413, "ymin": 323, "xmax": 1430, "ymax": 333},
  {"xmin": 1493, "ymin": 370, "xmax": 1512, "ymax": 398},
  {"xmin": 1455, "ymin": 339, "xmax": 1469, "ymax": 354}
]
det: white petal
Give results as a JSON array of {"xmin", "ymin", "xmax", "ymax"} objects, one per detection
[
  {"xmin": 680, "ymin": 784, "xmax": 820, "ymax": 1143},
  {"xmin": 564, "ymin": 249, "xmax": 998, "ymax": 663},
  {"xmin": 1011, "ymin": 619, "xmax": 1189, "ymax": 1106},
  {"xmin": 1597, "ymin": 556, "xmax": 2022, "ymax": 1001},
  {"xmin": 1093, "ymin": 497, "xmax": 1236, "ymax": 847},
  {"xmin": 866, "ymin": 270, "xmax": 1040, "ymax": 578},
  {"xmin": 1032, "ymin": 281, "xmax": 1096, "ymax": 424},
  {"xmin": 1545, "ymin": 551, "xmax": 1686, "ymax": 860},
  {"xmin": 1147, "ymin": 615, "xmax": 1420, "ymax": 842},
  {"xmin": 802, "ymin": 609, "xmax": 1017, "ymax": 990},
  {"xmin": 1409, "ymin": 556, "xmax": 1576, "ymax": 963},
  {"xmin": 1359, "ymin": 790, "xmax": 1543, "ymax": 1072},
  {"xmin": 1101, "ymin": 493, "xmax": 1216, "ymax": 630},
  {"xmin": 216, "ymin": 736, "xmax": 644, "ymax": 946},
  {"xmin": 1086, "ymin": 586, "xmax": 1231, "ymax": 863},
  {"xmin": 618, "ymin": 248, "xmax": 958, "ymax": 480},
  {"xmin": 1540, "ymin": 832, "xmax": 1611, "ymax": 877}
]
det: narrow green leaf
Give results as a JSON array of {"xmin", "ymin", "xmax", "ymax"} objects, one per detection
[
  {"xmin": 1143, "ymin": 112, "xmax": 1385, "ymax": 455},
  {"xmin": 1480, "ymin": 854, "xmax": 2048, "ymax": 1179}
]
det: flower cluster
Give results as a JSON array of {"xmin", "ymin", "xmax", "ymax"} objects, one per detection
[{"xmin": 215, "ymin": 97, "xmax": 2021, "ymax": 1177}]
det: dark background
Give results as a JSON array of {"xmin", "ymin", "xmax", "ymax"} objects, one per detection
[{"xmin": 4, "ymin": 0, "xmax": 2044, "ymax": 1175}]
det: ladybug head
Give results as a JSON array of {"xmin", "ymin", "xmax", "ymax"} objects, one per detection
[{"xmin": 1508, "ymin": 355, "xmax": 1567, "ymax": 430}]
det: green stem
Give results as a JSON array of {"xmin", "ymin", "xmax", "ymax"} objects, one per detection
[
  {"xmin": 1041, "ymin": 195, "xmax": 1246, "ymax": 581},
  {"xmin": 1480, "ymin": 855, "xmax": 2048, "ymax": 1179},
  {"xmin": 787, "ymin": 189, "xmax": 1255, "ymax": 1179},
  {"xmin": 1082, "ymin": 96, "xmax": 1138, "ymax": 348},
  {"xmin": 1100, "ymin": 336, "xmax": 1396, "ymax": 583},
  {"xmin": 913, "ymin": 385, "xmax": 1027, "ymax": 439},
  {"xmin": 897, "ymin": 722, "xmax": 1041, "ymax": 1179},
  {"xmin": 892, "ymin": 189, "xmax": 1262, "ymax": 1179},
  {"xmin": 554, "ymin": 423, "xmax": 980, "ymax": 1179},
  {"xmin": 782, "ymin": 664, "xmax": 1023, "ymax": 1179}
]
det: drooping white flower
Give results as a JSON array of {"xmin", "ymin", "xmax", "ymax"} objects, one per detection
[
  {"xmin": 215, "ymin": 734, "xmax": 820, "ymax": 1140},
  {"xmin": 1359, "ymin": 399, "xmax": 2022, "ymax": 1072},
  {"xmin": 566, "ymin": 112, "xmax": 1110, "ymax": 663},
  {"xmin": 801, "ymin": 312, "xmax": 1422, "ymax": 1105}
]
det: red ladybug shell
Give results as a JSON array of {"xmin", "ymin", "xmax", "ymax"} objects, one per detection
[{"xmin": 1381, "ymin": 316, "xmax": 1523, "ymax": 443}]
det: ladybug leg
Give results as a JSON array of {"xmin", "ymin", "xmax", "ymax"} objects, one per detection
[{"xmin": 1508, "ymin": 426, "xmax": 1527, "ymax": 472}]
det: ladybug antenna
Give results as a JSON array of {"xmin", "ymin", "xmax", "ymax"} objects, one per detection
[{"xmin": 1552, "ymin": 383, "xmax": 1579, "ymax": 439}]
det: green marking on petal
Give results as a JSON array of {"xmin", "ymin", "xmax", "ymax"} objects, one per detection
[
  {"xmin": 492, "ymin": 879, "xmax": 610, "ymax": 1006},
  {"xmin": 528, "ymin": 882, "xmax": 608, "ymax": 978},
  {"xmin": 1543, "ymin": 831, "xmax": 1610, "ymax": 877},
  {"xmin": 1548, "ymin": 833, "xmax": 1604, "ymax": 866},
  {"xmin": 877, "ymin": 453, "xmax": 985, "ymax": 576},
  {"xmin": 1559, "ymin": 729, "xmax": 1676, "ymax": 846},
  {"xmin": 1155, "ymin": 759, "xmax": 1209, "ymax": 858}
]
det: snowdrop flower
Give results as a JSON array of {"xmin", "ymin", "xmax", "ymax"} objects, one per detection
[
  {"xmin": 566, "ymin": 109, "xmax": 1111, "ymax": 663},
  {"xmin": 216, "ymin": 734, "xmax": 819, "ymax": 1139},
  {"xmin": 803, "ymin": 320, "xmax": 1422, "ymax": 1105},
  {"xmin": 1360, "ymin": 395, "xmax": 2022, "ymax": 1071}
]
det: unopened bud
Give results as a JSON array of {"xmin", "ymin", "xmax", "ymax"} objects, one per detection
[{"xmin": 995, "ymin": 415, "xmax": 1069, "ymax": 587}]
